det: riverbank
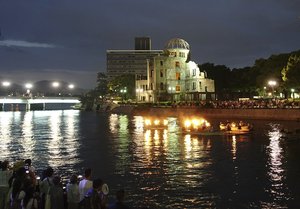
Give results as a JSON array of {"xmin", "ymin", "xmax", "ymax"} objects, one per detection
[{"xmin": 110, "ymin": 105, "xmax": 300, "ymax": 121}]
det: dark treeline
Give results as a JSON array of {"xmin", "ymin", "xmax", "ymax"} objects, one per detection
[{"xmin": 200, "ymin": 49, "xmax": 300, "ymax": 100}]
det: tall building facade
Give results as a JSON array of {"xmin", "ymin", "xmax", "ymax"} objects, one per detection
[
  {"xmin": 106, "ymin": 37, "xmax": 162, "ymax": 80},
  {"xmin": 135, "ymin": 37, "xmax": 151, "ymax": 50},
  {"xmin": 136, "ymin": 38, "xmax": 215, "ymax": 102}
]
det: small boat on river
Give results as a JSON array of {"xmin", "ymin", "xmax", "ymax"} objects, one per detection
[
  {"xmin": 281, "ymin": 128, "xmax": 300, "ymax": 143},
  {"xmin": 181, "ymin": 118, "xmax": 253, "ymax": 136},
  {"xmin": 219, "ymin": 121, "xmax": 253, "ymax": 134}
]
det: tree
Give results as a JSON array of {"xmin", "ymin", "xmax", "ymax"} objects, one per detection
[
  {"xmin": 79, "ymin": 89, "xmax": 98, "ymax": 111},
  {"xmin": 253, "ymin": 53, "xmax": 291, "ymax": 89},
  {"xmin": 281, "ymin": 54, "xmax": 300, "ymax": 89},
  {"xmin": 108, "ymin": 74, "xmax": 136, "ymax": 100},
  {"xmin": 96, "ymin": 72, "xmax": 108, "ymax": 98},
  {"xmin": 199, "ymin": 63, "xmax": 231, "ymax": 91}
]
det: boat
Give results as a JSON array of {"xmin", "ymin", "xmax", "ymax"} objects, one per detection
[
  {"xmin": 281, "ymin": 128, "xmax": 300, "ymax": 142},
  {"xmin": 219, "ymin": 121, "xmax": 253, "ymax": 134},
  {"xmin": 182, "ymin": 129, "xmax": 252, "ymax": 136}
]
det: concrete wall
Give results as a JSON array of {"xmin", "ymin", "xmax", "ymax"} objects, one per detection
[{"xmin": 112, "ymin": 106, "xmax": 300, "ymax": 121}]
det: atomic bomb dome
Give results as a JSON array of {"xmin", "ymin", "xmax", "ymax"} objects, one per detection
[{"xmin": 164, "ymin": 38, "xmax": 190, "ymax": 50}]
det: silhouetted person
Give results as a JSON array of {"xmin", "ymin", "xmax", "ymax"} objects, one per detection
[
  {"xmin": 109, "ymin": 189, "xmax": 131, "ymax": 209},
  {"xmin": 85, "ymin": 178, "xmax": 107, "ymax": 209},
  {"xmin": 48, "ymin": 176, "xmax": 64, "ymax": 209},
  {"xmin": 0, "ymin": 160, "xmax": 13, "ymax": 209},
  {"xmin": 67, "ymin": 174, "xmax": 80, "ymax": 209}
]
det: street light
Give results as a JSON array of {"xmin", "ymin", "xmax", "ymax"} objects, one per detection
[
  {"xmin": 268, "ymin": 80, "xmax": 277, "ymax": 98},
  {"xmin": 2, "ymin": 81, "xmax": 11, "ymax": 87},
  {"xmin": 68, "ymin": 84, "xmax": 75, "ymax": 96},
  {"xmin": 263, "ymin": 86, "xmax": 266, "ymax": 98},
  {"xmin": 2, "ymin": 81, "xmax": 11, "ymax": 97},
  {"xmin": 52, "ymin": 81, "xmax": 60, "ymax": 96},
  {"xmin": 25, "ymin": 83, "xmax": 33, "ymax": 97},
  {"xmin": 291, "ymin": 88, "xmax": 295, "ymax": 100},
  {"xmin": 120, "ymin": 87, "xmax": 127, "ymax": 102},
  {"xmin": 52, "ymin": 82, "xmax": 60, "ymax": 88},
  {"xmin": 1, "ymin": 81, "xmax": 11, "ymax": 110}
]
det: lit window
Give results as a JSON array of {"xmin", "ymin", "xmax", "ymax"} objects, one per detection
[
  {"xmin": 179, "ymin": 52, "xmax": 185, "ymax": 58},
  {"xmin": 170, "ymin": 52, "xmax": 177, "ymax": 57},
  {"xmin": 176, "ymin": 85, "xmax": 180, "ymax": 91},
  {"xmin": 176, "ymin": 72, "xmax": 181, "ymax": 80},
  {"xmin": 175, "ymin": 62, "xmax": 180, "ymax": 67}
]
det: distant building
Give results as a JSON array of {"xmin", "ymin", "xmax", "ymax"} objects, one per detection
[
  {"xmin": 106, "ymin": 37, "xmax": 162, "ymax": 80},
  {"xmin": 136, "ymin": 38, "xmax": 215, "ymax": 102},
  {"xmin": 135, "ymin": 37, "xmax": 151, "ymax": 50}
]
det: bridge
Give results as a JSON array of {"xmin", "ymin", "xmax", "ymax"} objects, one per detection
[{"xmin": 0, "ymin": 97, "xmax": 81, "ymax": 111}]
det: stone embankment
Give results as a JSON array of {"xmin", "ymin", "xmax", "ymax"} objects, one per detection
[{"xmin": 110, "ymin": 106, "xmax": 300, "ymax": 121}]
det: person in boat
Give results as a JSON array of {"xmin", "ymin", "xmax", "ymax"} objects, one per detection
[
  {"xmin": 238, "ymin": 121, "xmax": 244, "ymax": 130},
  {"xmin": 219, "ymin": 122, "xmax": 226, "ymax": 131},
  {"xmin": 201, "ymin": 123, "xmax": 207, "ymax": 131},
  {"xmin": 226, "ymin": 122, "xmax": 231, "ymax": 131}
]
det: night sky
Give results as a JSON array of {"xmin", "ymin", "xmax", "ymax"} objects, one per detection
[{"xmin": 1, "ymin": 0, "xmax": 300, "ymax": 89}]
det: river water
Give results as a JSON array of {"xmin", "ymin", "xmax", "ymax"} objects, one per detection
[{"xmin": 0, "ymin": 110, "xmax": 299, "ymax": 208}]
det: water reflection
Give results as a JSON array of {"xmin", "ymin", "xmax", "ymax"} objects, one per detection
[
  {"xmin": 1, "ymin": 112, "xmax": 298, "ymax": 208},
  {"xmin": 0, "ymin": 112, "xmax": 13, "ymax": 158},
  {"xmin": 21, "ymin": 111, "xmax": 35, "ymax": 159},
  {"xmin": 232, "ymin": 135, "xmax": 237, "ymax": 160},
  {"xmin": 48, "ymin": 111, "xmax": 63, "ymax": 166},
  {"xmin": 109, "ymin": 114, "xmax": 131, "ymax": 175},
  {"xmin": 109, "ymin": 114, "xmax": 119, "ymax": 134},
  {"xmin": 266, "ymin": 123, "xmax": 290, "ymax": 206},
  {"xmin": 109, "ymin": 115, "xmax": 214, "ymax": 207},
  {"xmin": 0, "ymin": 110, "xmax": 81, "ymax": 174}
]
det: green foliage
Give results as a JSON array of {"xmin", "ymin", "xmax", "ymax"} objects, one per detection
[
  {"xmin": 79, "ymin": 89, "xmax": 98, "ymax": 110},
  {"xmin": 253, "ymin": 53, "xmax": 291, "ymax": 87},
  {"xmin": 108, "ymin": 74, "xmax": 136, "ymax": 99},
  {"xmin": 281, "ymin": 54, "xmax": 300, "ymax": 88}
]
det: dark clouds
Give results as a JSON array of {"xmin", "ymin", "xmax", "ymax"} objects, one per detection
[{"xmin": 0, "ymin": 0, "xmax": 300, "ymax": 88}]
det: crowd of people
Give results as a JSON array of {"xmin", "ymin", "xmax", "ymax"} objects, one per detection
[
  {"xmin": 0, "ymin": 159, "xmax": 131, "ymax": 209},
  {"xmin": 172, "ymin": 99, "xmax": 300, "ymax": 109}
]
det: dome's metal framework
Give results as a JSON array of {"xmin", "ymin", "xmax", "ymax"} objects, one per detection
[{"xmin": 165, "ymin": 38, "xmax": 190, "ymax": 50}]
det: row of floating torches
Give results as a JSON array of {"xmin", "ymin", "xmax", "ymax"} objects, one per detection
[
  {"xmin": 183, "ymin": 118, "xmax": 211, "ymax": 131},
  {"xmin": 143, "ymin": 117, "xmax": 211, "ymax": 131}
]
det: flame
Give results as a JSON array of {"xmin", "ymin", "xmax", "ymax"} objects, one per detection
[{"xmin": 145, "ymin": 119, "xmax": 151, "ymax": 126}]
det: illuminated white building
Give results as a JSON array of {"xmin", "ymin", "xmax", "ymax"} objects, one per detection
[{"xmin": 136, "ymin": 38, "xmax": 215, "ymax": 102}]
